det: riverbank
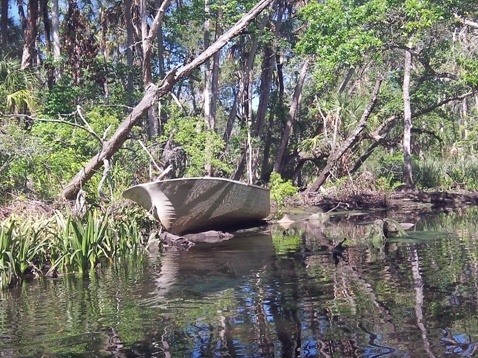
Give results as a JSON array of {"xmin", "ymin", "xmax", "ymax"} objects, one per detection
[
  {"xmin": 293, "ymin": 188, "xmax": 478, "ymax": 213},
  {"xmin": 2, "ymin": 188, "xmax": 477, "ymax": 223},
  {"xmin": 1, "ymin": 187, "xmax": 477, "ymax": 289}
]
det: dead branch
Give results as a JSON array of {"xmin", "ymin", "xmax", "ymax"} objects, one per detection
[{"xmin": 61, "ymin": 0, "xmax": 276, "ymax": 200}]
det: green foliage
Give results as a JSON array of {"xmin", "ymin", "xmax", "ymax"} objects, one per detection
[
  {"xmin": 402, "ymin": 0, "xmax": 444, "ymax": 32},
  {"xmin": 370, "ymin": 151, "xmax": 478, "ymax": 190},
  {"xmin": 373, "ymin": 151, "xmax": 404, "ymax": 186},
  {"xmin": 161, "ymin": 112, "xmax": 232, "ymax": 177},
  {"xmin": 0, "ymin": 207, "xmax": 146, "ymax": 289},
  {"xmin": 0, "ymin": 57, "xmax": 38, "ymax": 114},
  {"xmin": 458, "ymin": 56, "xmax": 478, "ymax": 88},
  {"xmin": 413, "ymin": 157, "xmax": 445, "ymax": 188},
  {"xmin": 0, "ymin": 120, "xmax": 48, "ymax": 197},
  {"xmin": 297, "ymin": 0, "xmax": 383, "ymax": 71},
  {"xmin": 375, "ymin": 175, "xmax": 401, "ymax": 191},
  {"xmin": 0, "ymin": 216, "xmax": 51, "ymax": 289},
  {"xmin": 64, "ymin": 210, "xmax": 111, "ymax": 273},
  {"xmin": 25, "ymin": 107, "xmax": 120, "ymax": 198},
  {"xmin": 42, "ymin": 75, "xmax": 83, "ymax": 115},
  {"xmin": 53, "ymin": 209, "xmax": 145, "ymax": 275},
  {"xmin": 269, "ymin": 172, "xmax": 297, "ymax": 217}
]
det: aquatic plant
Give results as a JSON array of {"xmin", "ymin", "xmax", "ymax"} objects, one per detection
[
  {"xmin": 0, "ymin": 207, "xmax": 148, "ymax": 289},
  {"xmin": 0, "ymin": 220, "xmax": 16, "ymax": 289},
  {"xmin": 54, "ymin": 209, "xmax": 145, "ymax": 274},
  {"xmin": 56, "ymin": 210, "xmax": 110, "ymax": 273},
  {"xmin": 0, "ymin": 216, "xmax": 51, "ymax": 289}
]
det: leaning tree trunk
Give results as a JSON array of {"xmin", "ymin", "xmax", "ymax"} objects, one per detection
[
  {"xmin": 350, "ymin": 115, "xmax": 399, "ymax": 174},
  {"xmin": 307, "ymin": 78, "xmax": 383, "ymax": 193},
  {"xmin": 61, "ymin": 0, "xmax": 276, "ymax": 200},
  {"xmin": 402, "ymin": 48, "xmax": 414, "ymax": 187}
]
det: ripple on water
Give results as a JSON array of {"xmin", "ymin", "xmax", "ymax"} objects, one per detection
[{"xmin": 3, "ymin": 217, "xmax": 478, "ymax": 356}]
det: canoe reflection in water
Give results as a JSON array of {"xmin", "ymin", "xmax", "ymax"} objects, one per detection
[{"xmin": 145, "ymin": 232, "xmax": 275, "ymax": 301}]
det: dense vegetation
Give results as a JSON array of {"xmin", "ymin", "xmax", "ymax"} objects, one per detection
[
  {"xmin": 0, "ymin": 0, "xmax": 478, "ymax": 286},
  {"xmin": 0, "ymin": 0, "xmax": 477, "ymax": 202}
]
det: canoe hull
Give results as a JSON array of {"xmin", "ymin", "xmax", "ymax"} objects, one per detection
[{"xmin": 122, "ymin": 177, "xmax": 270, "ymax": 235}]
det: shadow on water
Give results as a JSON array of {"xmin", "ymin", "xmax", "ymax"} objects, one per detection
[{"xmin": 3, "ymin": 208, "xmax": 478, "ymax": 356}]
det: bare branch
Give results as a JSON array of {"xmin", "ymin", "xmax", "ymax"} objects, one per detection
[
  {"xmin": 454, "ymin": 13, "xmax": 478, "ymax": 29},
  {"xmin": 138, "ymin": 140, "xmax": 162, "ymax": 173}
]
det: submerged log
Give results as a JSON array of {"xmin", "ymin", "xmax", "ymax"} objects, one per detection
[
  {"xmin": 160, "ymin": 230, "xmax": 234, "ymax": 250},
  {"xmin": 183, "ymin": 230, "xmax": 234, "ymax": 243}
]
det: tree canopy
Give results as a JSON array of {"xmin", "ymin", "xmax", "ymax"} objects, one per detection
[{"xmin": 1, "ymin": 0, "xmax": 478, "ymax": 203}]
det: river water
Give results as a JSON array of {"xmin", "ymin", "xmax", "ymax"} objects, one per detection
[{"xmin": 1, "ymin": 208, "xmax": 478, "ymax": 357}]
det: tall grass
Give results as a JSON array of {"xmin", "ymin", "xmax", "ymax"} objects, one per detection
[
  {"xmin": 369, "ymin": 153, "xmax": 478, "ymax": 190},
  {"xmin": 0, "ymin": 208, "xmax": 146, "ymax": 289},
  {"xmin": 414, "ymin": 156, "xmax": 478, "ymax": 190}
]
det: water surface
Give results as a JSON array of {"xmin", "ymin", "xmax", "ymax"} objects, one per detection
[{"xmin": 1, "ymin": 209, "xmax": 478, "ymax": 357}]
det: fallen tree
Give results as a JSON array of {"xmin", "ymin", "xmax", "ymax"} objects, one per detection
[
  {"xmin": 307, "ymin": 78, "xmax": 383, "ymax": 193},
  {"xmin": 61, "ymin": 0, "xmax": 275, "ymax": 200}
]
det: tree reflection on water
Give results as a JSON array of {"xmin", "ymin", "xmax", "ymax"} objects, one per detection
[{"xmin": 2, "ymin": 208, "xmax": 478, "ymax": 356}]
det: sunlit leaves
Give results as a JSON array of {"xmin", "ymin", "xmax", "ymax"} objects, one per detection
[
  {"xmin": 297, "ymin": 0, "xmax": 382, "ymax": 70},
  {"xmin": 457, "ymin": 56, "xmax": 478, "ymax": 88},
  {"xmin": 0, "ymin": 58, "xmax": 38, "ymax": 114},
  {"xmin": 160, "ymin": 109, "xmax": 232, "ymax": 177}
]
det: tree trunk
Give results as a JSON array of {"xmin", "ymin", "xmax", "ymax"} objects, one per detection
[
  {"xmin": 254, "ymin": 45, "xmax": 274, "ymax": 137},
  {"xmin": 140, "ymin": 0, "xmax": 150, "ymax": 85},
  {"xmin": 52, "ymin": 0, "xmax": 60, "ymax": 60},
  {"xmin": 203, "ymin": 0, "xmax": 212, "ymax": 129},
  {"xmin": 203, "ymin": 0, "xmax": 213, "ymax": 175},
  {"xmin": 21, "ymin": 0, "xmax": 39, "ymax": 69},
  {"xmin": 40, "ymin": 0, "xmax": 50, "ymax": 55},
  {"xmin": 223, "ymin": 88, "xmax": 239, "ymax": 145},
  {"xmin": 402, "ymin": 48, "xmax": 414, "ymax": 187},
  {"xmin": 61, "ymin": 0, "xmax": 276, "ymax": 200},
  {"xmin": 254, "ymin": 3, "xmax": 284, "ymax": 138},
  {"xmin": 210, "ymin": 4, "xmax": 221, "ymax": 128},
  {"xmin": 156, "ymin": 0, "xmax": 165, "ymax": 78},
  {"xmin": 273, "ymin": 58, "xmax": 309, "ymax": 174},
  {"xmin": 307, "ymin": 78, "xmax": 383, "ymax": 192},
  {"xmin": 142, "ymin": 0, "xmax": 171, "ymax": 139},
  {"xmin": 124, "ymin": 0, "xmax": 134, "ymax": 107},
  {"xmin": 1, "ymin": 0, "xmax": 8, "ymax": 56},
  {"xmin": 260, "ymin": 109, "xmax": 275, "ymax": 182},
  {"xmin": 16, "ymin": 0, "xmax": 26, "ymax": 31},
  {"xmin": 252, "ymin": 45, "xmax": 275, "ymax": 179},
  {"xmin": 232, "ymin": 12, "xmax": 272, "ymax": 181}
]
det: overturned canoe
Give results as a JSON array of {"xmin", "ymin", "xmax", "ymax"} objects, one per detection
[{"xmin": 122, "ymin": 177, "xmax": 270, "ymax": 235}]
